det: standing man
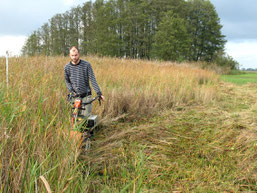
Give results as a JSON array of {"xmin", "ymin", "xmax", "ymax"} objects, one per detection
[{"xmin": 64, "ymin": 46, "xmax": 104, "ymax": 140}]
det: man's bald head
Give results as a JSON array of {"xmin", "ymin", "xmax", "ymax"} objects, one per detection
[
  {"xmin": 69, "ymin": 46, "xmax": 80, "ymax": 65},
  {"xmin": 69, "ymin": 46, "xmax": 80, "ymax": 54}
]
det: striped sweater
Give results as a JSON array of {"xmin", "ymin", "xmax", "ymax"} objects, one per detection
[{"xmin": 64, "ymin": 59, "xmax": 102, "ymax": 96}]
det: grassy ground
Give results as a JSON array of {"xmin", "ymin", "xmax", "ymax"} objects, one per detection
[
  {"xmin": 87, "ymin": 82, "xmax": 257, "ymax": 192},
  {"xmin": 221, "ymin": 71, "xmax": 257, "ymax": 85},
  {"xmin": 0, "ymin": 56, "xmax": 256, "ymax": 192}
]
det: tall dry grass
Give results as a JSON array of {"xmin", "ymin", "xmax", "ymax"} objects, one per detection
[
  {"xmin": 90, "ymin": 56, "xmax": 219, "ymax": 120},
  {"xmin": 0, "ymin": 56, "xmax": 220, "ymax": 192},
  {"xmin": 1, "ymin": 56, "xmax": 219, "ymax": 121}
]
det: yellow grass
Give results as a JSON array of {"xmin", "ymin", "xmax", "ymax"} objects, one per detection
[
  {"xmin": 0, "ymin": 56, "xmax": 224, "ymax": 192},
  {"xmin": 1, "ymin": 56, "xmax": 219, "ymax": 120}
]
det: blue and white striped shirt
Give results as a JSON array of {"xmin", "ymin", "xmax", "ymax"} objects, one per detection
[{"xmin": 64, "ymin": 59, "xmax": 102, "ymax": 96}]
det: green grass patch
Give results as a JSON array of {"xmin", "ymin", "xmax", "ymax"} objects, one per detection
[{"xmin": 221, "ymin": 72, "xmax": 257, "ymax": 85}]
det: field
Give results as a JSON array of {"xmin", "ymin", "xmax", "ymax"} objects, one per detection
[
  {"xmin": 0, "ymin": 56, "xmax": 256, "ymax": 192},
  {"xmin": 221, "ymin": 71, "xmax": 257, "ymax": 85}
]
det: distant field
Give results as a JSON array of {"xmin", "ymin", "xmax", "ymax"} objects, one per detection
[{"xmin": 221, "ymin": 71, "xmax": 257, "ymax": 85}]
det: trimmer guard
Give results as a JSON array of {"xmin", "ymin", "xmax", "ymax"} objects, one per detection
[{"xmin": 87, "ymin": 115, "xmax": 98, "ymax": 128}]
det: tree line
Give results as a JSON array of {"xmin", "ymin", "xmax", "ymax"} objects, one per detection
[{"xmin": 22, "ymin": 0, "xmax": 228, "ymax": 64}]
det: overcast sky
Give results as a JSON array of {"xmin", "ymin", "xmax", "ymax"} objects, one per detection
[
  {"xmin": 211, "ymin": 0, "xmax": 257, "ymax": 69},
  {"xmin": 0, "ymin": 0, "xmax": 257, "ymax": 69}
]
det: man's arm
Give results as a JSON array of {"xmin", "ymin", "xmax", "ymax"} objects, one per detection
[
  {"xmin": 87, "ymin": 62, "xmax": 102, "ymax": 96},
  {"xmin": 64, "ymin": 66, "xmax": 75, "ymax": 93}
]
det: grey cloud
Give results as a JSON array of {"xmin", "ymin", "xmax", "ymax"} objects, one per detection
[
  {"xmin": 0, "ymin": 15, "xmax": 49, "ymax": 36},
  {"xmin": 211, "ymin": 0, "xmax": 257, "ymax": 40},
  {"xmin": 221, "ymin": 20, "xmax": 257, "ymax": 40},
  {"xmin": 1, "ymin": 0, "xmax": 257, "ymax": 41},
  {"xmin": 0, "ymin": 0, "xmax": 71, "ymax": 36}
]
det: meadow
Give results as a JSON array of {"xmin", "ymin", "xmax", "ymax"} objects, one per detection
[
  {"xmin": 0, "ymin": 56, "xmax": 256, "ymax": 192},
  {"xmin": 221, "ymin": 71, "xmax": 257, "ymax": 85}
]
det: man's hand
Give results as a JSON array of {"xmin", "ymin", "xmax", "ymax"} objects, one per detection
[
  {"xmin": 67, "ymin": 93, "xmax": 72, "ymax": 101},
  {"xmin": 100, "ymin": 95, "xmax": 105, "ymax": 101},
  {"xmin": 67, "ymin": 92, "xmax": 76, "ymax": 101}
]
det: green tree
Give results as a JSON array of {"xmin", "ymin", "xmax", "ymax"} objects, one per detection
[
  {"xmin": 39, "ymin": 23, "xmax": 51, "ymax": 55},
  {"xmin": 49, "ymin": 14, "xmax": 62, "ymax": 55},
  {"xmin": 152, "ymin": 12, "xmax": 190, "ymax": 61},
  {"xmin": 81, "ymin": 1, "xmax": 95, "ymax": 55},
  {"xmin": 21, "ymin": 0, "xmax": 226, "ymax": 62},
  {"xmin": 21, "ymin": 30, "xmax": 41, "ymax": 56},
  {"xmin": 186, "ymin": 0, "xmax": 226, "ymax": 61},
  {"xmin": 214, "ymin": 52, "xmax": 239, "ymax": 70},
  {"xmin": 93, "ymin": 0, "xmax": 120, "ymax": 56},
  {"xmin": 67, "ymin": 6, "xmax": 82, "ymax": 53}
]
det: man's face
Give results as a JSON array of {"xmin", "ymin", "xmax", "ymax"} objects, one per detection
[{"xmin": 69, "ymin": 49, "xmax": 80, "ymax": 64}]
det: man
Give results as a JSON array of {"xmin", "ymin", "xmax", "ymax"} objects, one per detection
[{"xmin": 64, "ymin": 46, "xmax": 104, "ymax": 141}]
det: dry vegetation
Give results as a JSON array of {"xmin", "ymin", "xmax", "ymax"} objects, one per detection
[{"xmin": 0, "ymin": 56, "xmax": 256, "ymax": 192}]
